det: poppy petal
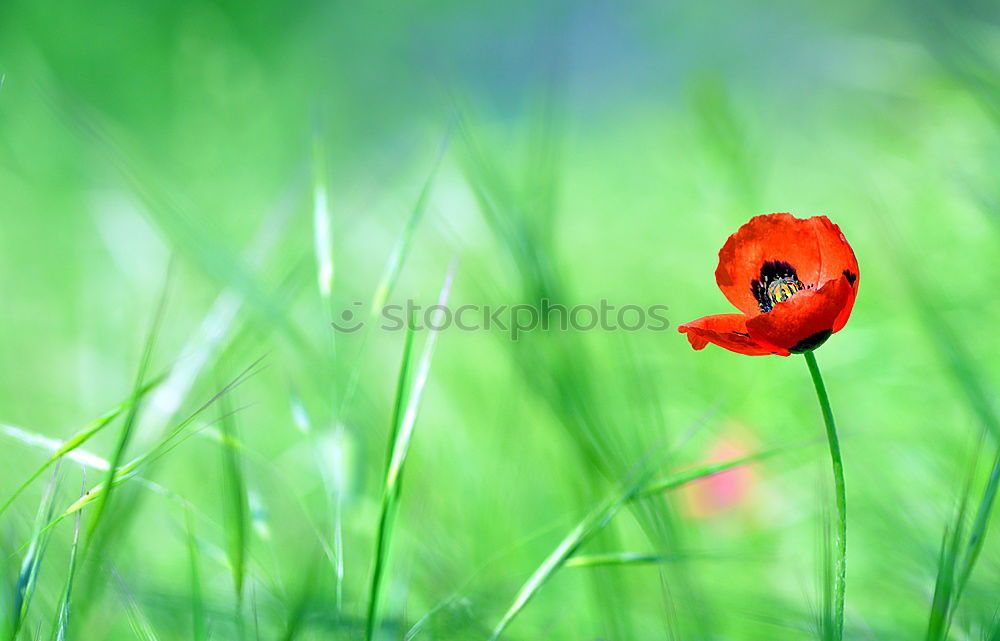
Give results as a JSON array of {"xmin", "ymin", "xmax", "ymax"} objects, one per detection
[
  {"xmin": 678, "ymin": 314, "xmax": 789, "ymax": 356},
  {"xmin": 716, "ymin": 213, "xmax": 858, "ymax": 316},
  {"xmin": 832, "ymin": 282, "xmax": 858, "ymax": 333},
  {"xmin": 832, "ymin": 255, "xmax": 859, "ymax": 333},
  {"xmin": 745, "ymin": 275, "xmax": 853, "ymax": 352}
]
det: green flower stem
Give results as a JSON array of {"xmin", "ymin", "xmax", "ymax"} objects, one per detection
[{"xmin": 804, "ymin": 349, "xmax": 846, "ymax": 640}]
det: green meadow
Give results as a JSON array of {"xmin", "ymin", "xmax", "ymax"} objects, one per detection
[{"xmin": 2, "ymin": 1, "xmax": 1000, "ymax": 639}]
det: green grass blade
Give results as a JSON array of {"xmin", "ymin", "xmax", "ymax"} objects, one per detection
[
  {"xmin": 635, "ymin": 446, "xmax": 786, "ymax": 497},
  {"xmin": 489, "ymin": 446, "xmax": 783, "ymax": 640},
  {"xmin": 308, "ymin": 135, "xmax": 343, "ymax": 607},
  {"xmin": 86, "ymin": 267, "xmax": 171, "ymax": 543},
  {"xmin": 45, "ymin": 91, "xmax": 310, "ymax": 355},
  {"xmin": 218, "ymin": 391, "xmax": 250, "ymax": 607},
  {"xmin": 142, "ymin": 203, "xmax": 292, "ymax": 440},
  {"xmin": 184, "ymin": 504, "xmax": 206, "ymax": 641},
  {"xmin": 987, "ymin": 615, "xmax": 1000, "ymax": 641},
  {"xmin": 339, "ymin": 138, "xmax": 449, "ymax": 417},
  {"xmin": 384, "ymin": 278, "xmax": 453, "ymax": 490},
  {"xmin": 363, "ymin": 322, "xmax": 415, "ymax": 641},
  {"xmin": 956, "ymin": 448, "xmax": 1000, "ymax": 599},
  {"xmin": 12, "ymin": 464, "xmax": 62, "ymax": 640},
  {"xmin": 369, "ymin": 138, "xmax": 449, "ymax": 317},
  {"xmin": 924, "ymin": 453, "xmax": 980, "ymax": 641},
  {"xmin": 364, "ymin": 262, "xmax": 455, "ymax": 641},
  {"xmin": 892, "ymin": 241, "xmax": 1000, "ymax": 628},
  {"xmin": 0, "ymin": 376, "xmax": 163, "ymax": 519},
  {"xmin": 111, "ymin": 569, "xmax": 161, "ymax": 641},
  {"xmin": 0, "ymin": 425, "xmax": 112, "ymax": 475},
  {"xmin": 488, "ymin": 481, "xmax": 639, "ymax": 641},
  {"xmin": 925, "ymin": 522, "xmax": 966, "ymax": 641},
  {"xmin": 489, "ymin": 522, "xmax": 594, "ymax": 641},
  {"xmin": 565, "ymin": 552, "xmax": 686, "ymax": 568},
  {"xmin": 52, "ymin": 476, "xmax": 84, "ymax": 641},
  {"xmin": 278, "ymin": 546, "xmax": 323, "ymax": 641},
  {"xmin": 312, "ymin": 135, "xmax": 334, "ymax": 305},
  {"xmin": 43, "ymin": 358, "xmax": 264, "ymax": 537}
]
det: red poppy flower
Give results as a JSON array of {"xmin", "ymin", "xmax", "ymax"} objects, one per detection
[{"xmin": 678, "ymin": 213, "xmax": 859, "ymax": 356}]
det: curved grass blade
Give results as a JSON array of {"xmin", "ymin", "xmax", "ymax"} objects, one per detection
[
  {"xmin": 489, "ymin": 446, "xmax": 785, "ymax": 640},
  {"xmin": 0, "ymin": 376, "xmax": 163, "ymax": 519},
  {"xmin": 2, "ymin": 424, "xmax": 189, "ymax": 527},
  {"xmin": 364, "ymin": 262, "xmax": 455, "ymax": 641},
  {"xmin": 635, "ymin": 446, "xmax": 786, "ymax": 498},
  {"xmin": 34, "ymin": 358, "xmax": 264, "ymax": 541},
  {"xmin": 488, "ymin": 476, "xmax": 645, "ymax": 641}
]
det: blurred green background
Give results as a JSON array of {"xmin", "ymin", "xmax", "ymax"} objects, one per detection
[{"xmin": 2, "ymin": 0, "xmax": 1000, "ymax": 639}]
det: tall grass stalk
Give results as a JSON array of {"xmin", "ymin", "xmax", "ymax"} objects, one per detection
[
  {"xmin": 364, "ymin": 262, "xmax": 456, "ymax": 641},
  {"xmin": 312, "ymin": 136, "xmax": 334, "ymax": 307},
  {"xmin": 338, "ymin": 136, "xmax": 449, "ymax": 419},
  {"xmin": 218, "ymin": 390, "xmax": 250, "ymax": 632},
  {"xmin": 52, "ymin": 476, "xmax": 83, "ymax": 641},
  {"xmin": 86, "ymin": 264, "xmax": 172, "ymax": 544}
]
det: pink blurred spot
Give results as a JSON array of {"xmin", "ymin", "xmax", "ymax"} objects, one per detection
[{"xmin": 682, "ymin": 433, "xmax": 758, "ymax": 519}]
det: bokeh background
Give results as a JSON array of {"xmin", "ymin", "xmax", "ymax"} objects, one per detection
[{"xmin": 2, "ymin": 0, "xmax": 1000, "ymax": 639}]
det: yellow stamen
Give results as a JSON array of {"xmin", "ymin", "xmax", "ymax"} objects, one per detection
[{"xmin": 767, "ymin": 279, "xmax": 800, "ymax": 305}]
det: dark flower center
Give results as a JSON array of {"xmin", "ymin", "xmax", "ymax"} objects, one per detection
[{"xmin": 752, "ymin": 260, "xmax": 805, "ymax": 313}]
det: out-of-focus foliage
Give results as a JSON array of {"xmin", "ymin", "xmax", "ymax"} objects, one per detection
[{"xmin": 2, "ymin": 0, "xmax": 1000, "ymax": 639}]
